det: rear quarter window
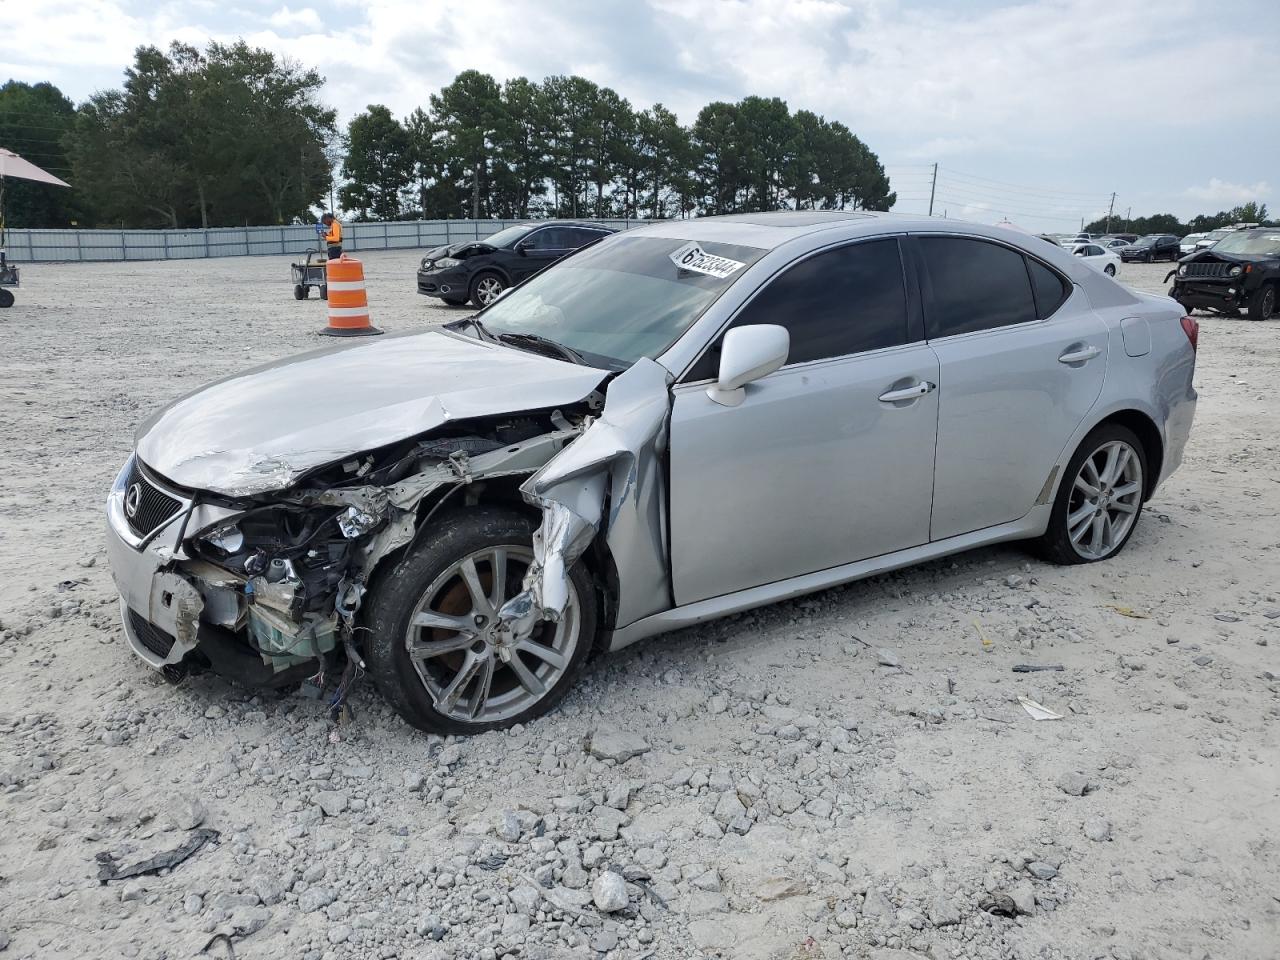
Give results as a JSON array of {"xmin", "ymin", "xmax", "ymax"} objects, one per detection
[{"xmin": 1026, "ymin": 258, "xmax": 1071, "ymax": 318}]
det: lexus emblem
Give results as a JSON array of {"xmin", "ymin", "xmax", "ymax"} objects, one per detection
[{"xmin": 125, "ymin": 483, "xmax": 142, "ymax": 519}]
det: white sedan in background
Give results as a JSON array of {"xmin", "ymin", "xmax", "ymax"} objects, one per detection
[{"xmin": 1070, "ymin": 242, "xmax": 1121, "ymax": 277}]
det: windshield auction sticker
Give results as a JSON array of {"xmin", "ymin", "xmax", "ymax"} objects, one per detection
[{"xmin": 669, "ymin": 242, "xmax": 746, "ymax": 279}]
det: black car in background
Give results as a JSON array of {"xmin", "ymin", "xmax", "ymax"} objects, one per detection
[
  {"xmin": 1168, "ymin": 227, "xmax": 1280, "ymax": 321},
  {"xmin": 416, "ymin": 221, "xmax": 616, "ymax": 308},
  {"xmin": 1118, "ymin": 234, "xmax": 1181, "ymax": 263}
]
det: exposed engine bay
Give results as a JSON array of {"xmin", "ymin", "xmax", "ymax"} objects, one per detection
[{"xmin": 130, "ymin": 357, "xmax": 674, "ymax": 726}]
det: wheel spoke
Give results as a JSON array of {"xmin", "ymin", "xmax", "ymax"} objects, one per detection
[
  {"xmin": 1111, "ymin": 500, "xmax": 1138, "ymax": 515},
  {"xmin": 1069, "ymin": 510, "xmax": 1095, "ymax": 544},
  {"xmin": 1100, "ymin": 444, "xmax": 1120, "ymax": 486},
  {"xmin": 1068, "ymin": 502, "xmax": 1095, "ymax": 530},
  {"xmin": 458, "ymin": 557, "xmax": 492, "ymax": 616},
  {"xmin": 437, "ymin": 653, "xmax": 485, "ymax": 713},
  {"xmin": 468, "ymin": 656, "xmax": 495, "ymax": 720},
  {"xmin": 489, "ymin": 548, "xmax": 509, "ymax": 609},
  {"xmin": 506, "ymin": 651, "xmax": 547, "ymax": 698},
  {"xmin": 1106, "ymin": 446, "xmax": 1131, "ymax": 485},
  {"xmin": 1082, "ymin": 457, "xmax": 1102, "ymax": 487},
  {"xmin": 515, "ymin": 639, "xmax": 567, "ymax": 671},
  {"xmin": 1088, "ymin": 513, "xmax": 1106, "ymax": 554},
  {"xmin": 411, "ymin": 610, "xmax": 472, "ymax": 633},
  {"xmin": 410, "ymin": 633, "xmax": 475, "ymax": 659},
  {"xmin": 1073, "ymin": 475, "xmax": 1100, "ymax": 497},
  {"xmin": 1111, "ymin": 481, "xmax": 1140, "ymax": 500}
]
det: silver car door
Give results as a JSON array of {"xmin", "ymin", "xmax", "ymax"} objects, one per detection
[
  {"xmin": 914, "ymin": 235, "xmax": 1108, "ymax": 541},
  {"xmin": 666, "ymin": 237, "xmax": 940, "ymax": 606}
]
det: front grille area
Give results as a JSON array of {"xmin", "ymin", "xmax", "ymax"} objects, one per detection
[
  {"xmin": 127, "ymin": 608, "xmax": 176, "ymax": 658},
  {"xmin": 124, "ymin": 459, "xmax": 182, "ymax": 539},
  {"xmin": 1182, "ymin": 261, "xmax": 1231, "ymax": 278}
]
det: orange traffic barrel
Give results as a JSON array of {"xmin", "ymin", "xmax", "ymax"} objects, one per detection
[{"xmin": 320, "ymin": 256, "xmax": 383, "ymax": 337}]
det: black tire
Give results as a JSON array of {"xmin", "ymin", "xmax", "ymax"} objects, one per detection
[
  {"xmin": 363, "ymin": 507, "xmax": 598, "ymax": 735},
  {"xmin": 319, "ymin": 284, "xmax": 328, "ymax": 301},
  {"xmin": 0, "ymin": 289, "xmax": 12, "ymax": 308},
  {"xmin": 1032, "ymin": 422, "xmax": 1148, "ymax": 566},
  {"xmin": 293, "ymin": 283, "xmax": 307, "ymax": 300},
  {"xmin": 1246, "ymin": 284, "xmax": 1276, "ymax": 322},
  {"xmin": 469, "ymin": 272, "xmax": 505, "ymax": 309},
  {"xmin": 1104, "ymin": 263, "xmax": 1116, "ymax": 277},
  {"xmin": 442, "ymin": 296, "xmax": 468, "ymax": 306}
]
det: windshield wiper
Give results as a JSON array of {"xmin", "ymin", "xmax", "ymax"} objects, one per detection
[
  {"xmin": 496, "ymin": 332, "xmax": 589, "ymax": 366},
  {"xmin": 447, "ymin": 314, "xmax": 498, "ymax": 342}
]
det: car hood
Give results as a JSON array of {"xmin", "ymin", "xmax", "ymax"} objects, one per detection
[
  {"xmin": 422, "ymin": 241, "xmax": 496, "ymax": 261},
  {"xmin": 135, "ymin": 330, "xmax": 610, "ymax": 497}
]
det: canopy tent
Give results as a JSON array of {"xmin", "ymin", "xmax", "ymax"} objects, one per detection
[
  {"xmin": 1, "ymin": 147, "xmax": 72, "ymax": 306},
  {"xmin": 0, "ymin": 147, "xmax": 71, "ymax": 187}
]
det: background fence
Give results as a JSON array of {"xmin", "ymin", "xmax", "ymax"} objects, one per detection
[{"xmin": 4, "ymin": 218, "xmax": 647, "ymax": 263}]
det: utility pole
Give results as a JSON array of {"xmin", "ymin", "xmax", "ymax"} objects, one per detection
[
  {"xmin": 1105, "ymin": 192, "xmax": 1116, "ymax": 233},
  {"xmin": 1125, "ymin": 206, "xmax": 1131, "ymax": 230},
  {"xmin": 928, "ymin": 163, "xmax": 938, "ymax": 217}
]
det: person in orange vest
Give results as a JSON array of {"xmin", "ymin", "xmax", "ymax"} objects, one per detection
[{"xmin": 320, "ymin": 212, "xmax": 343, "ymax": 259}]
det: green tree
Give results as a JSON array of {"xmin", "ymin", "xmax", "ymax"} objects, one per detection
[
  {"xmin": 491, "ymin": 78, "xmax": 551, "ymax": 218},
  {"xmin": 0, "ymin": 81, "xmax": 81, "ymax": 227},
  {"xmin": 630, "ymin": 104, "xmax": 693, "ymax": 219},
  {"xmin": 430, "ymin": 70, "xmax": 503, "ymax": 218},
  {"xmin": 339, "ymin": 105, "xmax": 413, "ymax": 220},
  {"xmin": 65, "ymin": 41, "xmax": 334, "ymax": 228}
]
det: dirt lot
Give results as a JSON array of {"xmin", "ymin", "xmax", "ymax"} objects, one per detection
[{"xmin": 0, "ymin": 251, "xmax": 1277, "ymax": 960}]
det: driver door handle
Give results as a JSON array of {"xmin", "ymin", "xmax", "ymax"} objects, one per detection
[
  {"xmin": 1058, "ymin": 345, "xmax": 1101, "ymax": 364},
  {"xmin": 878, "ymin": 381, "xmax": 936, "ymax": 403}
]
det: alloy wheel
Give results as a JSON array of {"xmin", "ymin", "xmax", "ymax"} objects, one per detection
[
  {"xmin": 404, "ymin": 545, "xmax": 581, "ymax": 724},
  {"xmin": 476, "ymin": 276, "xmax": 504, "ymax": 306},
  {"xmin": 1066, "ymin": 440, "xmax": 1143, "ymax": 560}
]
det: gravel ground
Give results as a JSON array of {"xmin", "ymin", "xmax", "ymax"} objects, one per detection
[{"xmin": 0, "ymin": 252, "xmax": 1277, "ymax": 960}]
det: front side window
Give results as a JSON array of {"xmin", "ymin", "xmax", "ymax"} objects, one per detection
[
  {"xmin": 686, "ymin": 239, "xmax": 910, "ymax": 381},
  {"xmin": 920, "ymin": 236, "xmax": 1038, "ymax": 338},
  {"xmin": 522, "ymin": 227, "xmax": 572, "ymax": 250}
]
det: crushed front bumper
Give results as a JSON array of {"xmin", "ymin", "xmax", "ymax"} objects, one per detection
[
  {"xmin": 106, "ymin": 456, "xmax": 241, "ymax": 669},
  {"xmin": 1171, "ymin": 279, "xmax": 1245, "ymax": 311}
]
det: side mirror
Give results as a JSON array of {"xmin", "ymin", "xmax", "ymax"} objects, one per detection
[
  {"xmin": 706, "ymin": 325, "xmax": 789, "ymax": 407},
  {"xmin": 515, "ymin": 240, "xmax": 531, "ymax": 255}
]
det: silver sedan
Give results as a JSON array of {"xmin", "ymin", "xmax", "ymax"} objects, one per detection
[{"xmin": 106, "ymin": 212, "xmax": 1198, "ymax": 734}]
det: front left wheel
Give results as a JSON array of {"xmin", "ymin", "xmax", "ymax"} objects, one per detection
[
  {"xmin": 1247, "ymin": 284, "xmax": 1276, "ymax": 321},
  {"xmin": 1033, "ymin": 423, "xmax": 1147, "ymax": 566},
  {"xmin": 1104, "ymin": 263, "xmax": 1116, "ymax": 276},
  {"xmin": 364, "ymin": 508, "xmax": 597, "ymax": 735}
]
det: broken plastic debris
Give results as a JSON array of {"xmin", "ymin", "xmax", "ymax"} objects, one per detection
[
  {"xmin": 973, "ymin": 618, "xmax": 993, "ymax": 650},
  {"xmin": 1017, "ymin": 696, "xmax": 1063, "ymax": 721},
  {"xmin": 1107, "ymin": 604, "xmax": 1150, "ymax": 619},
  {"xmin": 337, "ymin": 505, "xmax": 381, "ymax": 538},
  {"xmin": 96, "ymin": 828, "xmax": 219, "ymax": 883},
  {"xmin": 1012, "ymin": 664, "xmax": 1064, "ymax": 673}
]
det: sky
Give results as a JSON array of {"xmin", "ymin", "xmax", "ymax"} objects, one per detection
[{"xmin": 6, "ymin": 0, "xmax": 1277, "ymax": 232}]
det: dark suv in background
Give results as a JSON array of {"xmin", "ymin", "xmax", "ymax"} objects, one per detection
[
  {"xmin": 1119, "ymin": 234, "xmax": 1181, "ymax": 263},
  {"xmin": 417, "ymin": 221, "xmax": 616, "ymax": 308},
  {"xmin": 1168, "ymin": 227, "xmax": 1280, "ymax": 321}
]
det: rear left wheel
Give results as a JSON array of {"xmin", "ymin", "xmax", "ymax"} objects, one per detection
[
  {"xmin": 364, "ymin": 508, "xmax": 597, "ymax": 735},
  {"xmin": 1033, "ymin": 424, "xmax": 1147, "ymax": 565}
]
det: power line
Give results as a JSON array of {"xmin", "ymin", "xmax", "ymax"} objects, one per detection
[{"xmin": 939, "ymin": 166, "xmax": 1107, "ymax": 201}]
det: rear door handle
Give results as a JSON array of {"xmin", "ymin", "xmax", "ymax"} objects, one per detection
[
  {"xmin": 878, "ymin": 381, "xmax": 936, "ymax": 403},
  {"xmin": 1058, "ymin": 345, "xmax": 1101, "ymax": 364}
]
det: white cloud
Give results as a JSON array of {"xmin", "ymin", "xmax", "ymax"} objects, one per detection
[
  {"xmin": 268, "ymin": 6, "xmax": 324, "ymax": 33},
  {"xmin": 1185, "ymin": 178, "xmax": 1271, "ymax": 205}
]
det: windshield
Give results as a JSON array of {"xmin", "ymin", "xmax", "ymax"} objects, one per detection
[
  {"xmin": 475, "ymin": 234, "xmax": 767, "ymax": 369},
  {"xmin": 1132, "ymin": 236, "xmax": 1160, "ymax": 247},
  {"xmin": 480, "ymin": 224, "xmax": 536, "ymax": 249},
  {"xmin": 1213, "ymin": 231, "xmax": 1280, "ymax": 256}
]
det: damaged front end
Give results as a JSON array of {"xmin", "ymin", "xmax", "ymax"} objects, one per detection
[{"xmin": 106, "ymin": 359, "xmax": 674, "ymax": 725}]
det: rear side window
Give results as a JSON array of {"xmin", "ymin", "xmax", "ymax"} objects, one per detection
[
  {"xmin": 1027, "ymin": 258, "xmax": 1070, "ymax": 318},
  {"xmin": 688, "ymin": 238, "xmax": 910, "ymax": 380},
  {"xmin": 920, "ymin": 237, "xmax": 1038, "ymax": 338}
]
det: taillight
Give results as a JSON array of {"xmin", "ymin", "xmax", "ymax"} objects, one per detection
[{"xmin": 1180, "ymin": 315, "xmax": 1199, "ymax": 353}]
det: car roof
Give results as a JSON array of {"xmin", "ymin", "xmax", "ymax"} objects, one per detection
[
  {"xmin": 627, "ymin": 210, "xmax": 988, "ymax": 250},
  {"xmin": 513, "ymin": 220, "xmax": 618, "ymax": 232}
]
